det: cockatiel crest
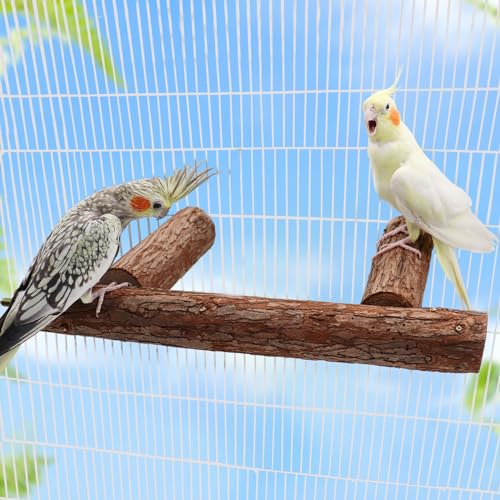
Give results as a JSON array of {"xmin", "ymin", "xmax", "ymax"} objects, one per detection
[
  {"xmin": 124, "ymin": 165, "xmax": 214, "ymax": 219},
  {"xmin": 363, "ymin": 70, "xmax": 403, "ymax": 142}
]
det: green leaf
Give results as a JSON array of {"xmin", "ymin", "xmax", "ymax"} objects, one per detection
[
  {"xmin": 1, "ymin": 364, "xmax": 27, "ymax": 381},
  {"xmin": 0, "ymin": 452, "xmax": 52, "ymax": 498},
  {"xmin": 465, "ymin": 0, "xmax": 500, "ymax": 25},
  {"xmin": 0, "ymin": 206, "xmax": 17, "ymax": 294},
  {"xmin": 464, "ymin": 361, "xmax": 500, "ymax": 414},
  {"xmin": 0, "ymin": 0, "xmax": 123, "ymax": 87},
  {"xmin": 0, "ymin": 258, "xmax": 16, "ymax": 295},
  {"xmin": 0, "ymin": 224, "xmax": 17, "ymax": 294}
]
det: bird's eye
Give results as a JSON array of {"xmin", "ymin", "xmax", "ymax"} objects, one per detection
[
  {"xmin": 152, "ymin": 201, "xmax": 162, "ymax": 210},
  {"xmin": 385, "ymin": 103, "xmax": 390, "ymax": 110}
]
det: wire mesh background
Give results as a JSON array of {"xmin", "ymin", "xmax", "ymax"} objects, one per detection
[{"xmin": 0, "ymin": 0, "xmax": 499, "ymax": 498}]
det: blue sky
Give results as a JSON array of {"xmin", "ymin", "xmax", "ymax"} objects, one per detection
[{"xmin": 0, "ymin": 0, "xmax": 499, "ymax": 499}]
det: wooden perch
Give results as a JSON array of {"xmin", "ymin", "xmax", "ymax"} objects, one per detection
[
  {"xmin": 46, "ymin": 290, "xmax": 486, "ymax": 373},
  {"xmin": 362, "ymin": 215, "xmax": 434, "ymax": 307},
  {"xmin": 102, "ymin": 206, "xmax": 215, "ymax": 288},
  {"xmin": 10, "ymin": 208, "xmax": 485, "ymax": 374}
]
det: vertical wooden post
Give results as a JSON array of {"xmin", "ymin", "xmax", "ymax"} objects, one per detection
[{"xmin": 362, "ymin": 216, "xmax": 433, "ymax": 307}]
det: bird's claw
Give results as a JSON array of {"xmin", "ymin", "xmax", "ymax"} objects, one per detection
[
  {"xmin": 376, "ymin": 223, "xmax": 409, "ymax": 250},
  {"xmin": 373, "ymin": 236, "xmax": 422, "ymax": 259},
  {"xmin": 91, "ymin": 281, "xmax": 130, "ymax": 317}
]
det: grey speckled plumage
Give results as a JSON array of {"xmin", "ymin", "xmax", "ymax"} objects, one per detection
[{"xmin": 0, "ymin": 163, "xmax": 213, "ymax": 363}]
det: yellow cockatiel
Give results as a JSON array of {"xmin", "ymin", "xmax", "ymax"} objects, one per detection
[{"xmin": 363, "ymin": 79, "xmax": 497, "ymax": 309}]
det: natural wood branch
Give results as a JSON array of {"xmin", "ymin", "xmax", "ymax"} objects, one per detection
[
  {"xmin": 362, "ymin": 215, "xmax": 433, "ymax": 307},
  {"xmin": 102, "ymin": 207, "xmax": 215, "ymax": 288},
  {"xmin": 6, "ymin": 207, "xmax": 485, "ymax": 374},
  {"xmin": 46, "ymin": 289, "xmax": 487, "ymax": 373}
]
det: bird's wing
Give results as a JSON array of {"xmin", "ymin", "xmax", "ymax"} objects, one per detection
[
  {"xmin": 390, "ymin": 160, "xmax": 496, "ymax": 252},
  {"xmin": 0, "ymin": 212, "xmax": 122, "ymax": 355}
]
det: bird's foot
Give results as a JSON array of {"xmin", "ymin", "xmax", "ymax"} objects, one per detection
[
  {"xmin": 376, "ymin": 223, "xmax": 409, "ymax": 250},
  {"xmin": 373, "ymin": 236, "xmax": 422, "ymax": 259},
  {"xmin": 91, "ymin": 282, "xmax": 130, "ymax": 317}
]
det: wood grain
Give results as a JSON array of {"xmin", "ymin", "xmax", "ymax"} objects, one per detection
[
  {"xmin": 362, "ymin": 215, "xmax": 434, "ymax": 307},
  {"xmin": 46, "ymin": 288, "xmax": 487, "ymax": 373},
  {"xmin": 102, "ymin": 206, "xmax": 215, "ymax": 288}
]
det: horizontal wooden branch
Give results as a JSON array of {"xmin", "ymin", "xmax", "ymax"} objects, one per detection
[{"xmin": 45, "ymin": 288, "xmax": 487, "ymax": 373}]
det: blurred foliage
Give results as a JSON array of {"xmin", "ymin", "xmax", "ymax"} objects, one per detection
[
  {"xmin": 0, "ymin": 452, "xmax": 52, "ymax": 498},
  {"xmin": 0, "ymin": 226, "xmax": 16, "ymax": 295},
  {"xmin": 466, "ymin": 0, "xmax": 500, "ymax": 24},
  {"xmin": 2, "ymin": 363, "xmax": 25, "ymax": 380},
  {"xmin": 0, "ymin": 0, "xmax": 123, "ymax": 86},
  {"xmin": 464, "ymin": 361, "xmax": 500, "ymax": 436}
]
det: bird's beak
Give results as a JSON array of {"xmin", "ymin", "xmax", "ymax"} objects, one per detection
[
  {"xmin": 156, "ymin": 207, "xmax": 170, "ymax": 220},
  {"xmin": 364, "ymin": 106, "xmax": 378, "ymax": 136}
]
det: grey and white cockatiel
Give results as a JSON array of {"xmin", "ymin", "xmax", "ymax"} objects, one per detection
[{"xmin": 0, "ymin": 164, "xmax": 213, "ymax": 370}]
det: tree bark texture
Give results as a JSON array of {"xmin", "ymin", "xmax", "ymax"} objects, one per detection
[
  {"xmin": 102, "ymin": 207, "xmax": 216, "ymax": 288},
  {"xmin": 362, "ymin": 215, "xmax": 434, "ymax": 307},
  {"xmin": 46, "ymin": 289, "xmax": 487, "ymax": 373}
]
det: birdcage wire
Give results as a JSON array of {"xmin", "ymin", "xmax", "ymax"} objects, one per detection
[{"xmin": 0, "ymin": 0, "xmax": 499, "ymax": 499}]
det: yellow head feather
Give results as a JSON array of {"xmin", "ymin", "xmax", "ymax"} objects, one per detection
[
  {"xmin": 363, "ymin": 69, "xmax": 404, "ymax": 142},
  {"xmin": 160, "ymin": 161, "xmax": 214, "ymax": 206},
  {"xmin": 365, "ymin": 68, "xmax": 402, "ymax": 105}
]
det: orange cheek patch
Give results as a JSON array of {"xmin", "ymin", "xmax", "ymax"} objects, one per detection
[
  {"xmin": 130, "ymin": 196, "xmax": 151, "ymax": 212},
  {"xmin": 389, "ymin": 108, "xmax": 401, "ymax": 126}
]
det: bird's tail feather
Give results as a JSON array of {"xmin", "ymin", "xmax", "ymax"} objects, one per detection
[
  {"xmin": 433, "ymin": 238, "xmax": 471, "ymax": 310},
  {"xmin": 0, "ymin": 320, "xmax": 44, "ymax": 373},
  {"xmin": 0, "ymin": 314, "xmax": 56, "ymax": 373},
  {"xmin": 0, "ymin": 346, "xmax": 19, "ymax": 373},
  {"xmin": 0, "ymin": 318, "xmax": 50, "ymax": 357}
]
